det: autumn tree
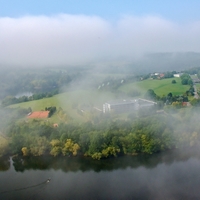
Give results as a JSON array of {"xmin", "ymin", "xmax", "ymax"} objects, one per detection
[{"xmin": 62, "ymin": 139, "xmax": 80, "ymax": 156}]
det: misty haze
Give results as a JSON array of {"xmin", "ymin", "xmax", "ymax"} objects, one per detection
[{"xmin": 1, "ymin": 1, "xmax": 200, "ymax": 200}]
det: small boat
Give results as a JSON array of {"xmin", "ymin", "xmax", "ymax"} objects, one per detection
[{"xmin": 46, "ymin": 178, "xmax": 51, "ymax": 183}]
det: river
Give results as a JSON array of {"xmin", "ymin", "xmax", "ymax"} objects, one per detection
[{"xmin": 1, "ymin": 148, "xmax": 200, "ymax": 200}]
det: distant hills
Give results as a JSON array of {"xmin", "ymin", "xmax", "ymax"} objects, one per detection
[
  {"xmin": 96, "ymin": 52, "xmax": 200, "ymax": 75},
  {"xmin": 138, "ymin": 52, "xmax": 200, "ymax": 72}
]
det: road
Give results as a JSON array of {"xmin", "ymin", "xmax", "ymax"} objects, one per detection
[
  {"xmin": 193, "ymin": 84, "xmax": 199, "ymax": 99},
  {"xmin": 190, "ymin": 75, "xmax": 199, "ymax": 99}
]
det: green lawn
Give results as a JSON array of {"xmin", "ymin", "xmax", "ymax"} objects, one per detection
[
  {"xmin": 9, "ymin": 89, "xmax": 116, "ymax": 123},
  {"xmin": 119, "ymin": 77, "xmax": 190, "ymax": 96},
  {"xmin": 195, "ymin": 83, "xmax": 200, "ymax": 90}
]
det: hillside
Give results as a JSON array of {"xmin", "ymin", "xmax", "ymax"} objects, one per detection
[
  {"xmin": 119, "ymin": 77, "xmax": 190, "ymax": 96},
  {"xmin": 8, "ymin": 89, "xmax": 116, "ymax": 123}
]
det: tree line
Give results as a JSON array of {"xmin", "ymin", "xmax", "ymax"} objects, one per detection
[
  {"xmin": 0, "ymin": 67, "xmax": 82, "ymax": 101},
  {"xmin": 1, "ymin": 90, "xmax": 59, "ymax": 107}
]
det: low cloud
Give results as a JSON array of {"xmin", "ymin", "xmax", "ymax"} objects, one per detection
[{"xmin": 1, "ymin": 14, "xmax": 200, "ymax": 67}]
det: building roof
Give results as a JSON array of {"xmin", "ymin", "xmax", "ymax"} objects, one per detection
[
  {"xmin": 27, "ymin": 111, "xmax": 49, "ymax": 118},
  {"xmin": 105, "ymin": 99, "xmax": 137, "ymax": 106}
]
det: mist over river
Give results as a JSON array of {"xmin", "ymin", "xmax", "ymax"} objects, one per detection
[{"xmin": 1, "ymin": 148, "xmax": 200, "ymax": 200}]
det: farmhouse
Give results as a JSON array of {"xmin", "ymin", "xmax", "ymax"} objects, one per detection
[
  {"xmin": 174, "ymin": 73, "xmax": 182, "ymax": 78},
  {"xmin": 103, "ymin": 98, "xmax": 156, "ymax": 113},
  {"xmin": 191, "ymin": 76, "xmax": 200, "ymax": 83},
  {"xmin": 27, "ymin": 111, "xmax": 49, "ymax": 118},
  {"xmin": 159, "ymin": 73, "xmax": 165, "ymax": 78}
]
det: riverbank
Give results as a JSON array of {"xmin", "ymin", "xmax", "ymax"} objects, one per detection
[{"xmin": 1, "ymin": 146, "xmax": 198, "ymax": 173}]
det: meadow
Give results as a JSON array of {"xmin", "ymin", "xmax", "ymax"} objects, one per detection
[
  {"xmin": 195, "ymin": 83, "xmax": 200, "ymax": 90},
  {"xmin": 9, "ymin": 89, "xmax": 116, "ymax": 123},
  {"xmin": 119, "ymin": 77, "xmax": 190, "ymax": 96}
]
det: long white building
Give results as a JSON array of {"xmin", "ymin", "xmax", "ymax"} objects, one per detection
[{"xmin": 103, "ymin": 99, "xmax": 156, "ymax": 113}]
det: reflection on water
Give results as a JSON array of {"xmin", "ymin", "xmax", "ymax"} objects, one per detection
[
  {"xmin": 6, "ymin": 147, "xmax": 200, "ymax": 173},
  {"xmin": 0, "ymin": 158, "xmax": 9, "ymax": 171},
  {"xmin": 0, "ymin": 147, "xmax": 200, "ymax": 200}
]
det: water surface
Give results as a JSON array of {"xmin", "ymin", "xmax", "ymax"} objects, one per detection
[{"xmin": 1, "ymin": 148, "xmax": 200, "ymax": 200}]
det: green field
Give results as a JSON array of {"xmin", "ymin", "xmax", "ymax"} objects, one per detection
[
  {"xmin": 195, "ymin": 83, "xmax": 200, "ymax": 90},
  {"xmin": 119, "ymin": 77, "xmax": 190, "ymax": 96},
  {"xmin": 9, "ymin": 89, "xmax": 116, "ymax": 123}
]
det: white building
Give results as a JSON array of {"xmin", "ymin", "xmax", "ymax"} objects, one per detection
[
  {"xmin": 173, "ymin": 73, "xmax": 182, "ymax": 78},
  {"xmin": 103, "ymin": 99, "xmax": 156, "ymax": 113}
]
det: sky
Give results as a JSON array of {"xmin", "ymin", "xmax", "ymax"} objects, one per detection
[{"xmin": 1, "ymin": 0, "xmax": 200, "ymax": 67}]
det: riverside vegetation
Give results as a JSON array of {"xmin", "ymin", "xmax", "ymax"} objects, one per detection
[{"xmin": 1, "ymin": 105, "xmax": 200, "ymax": 160}]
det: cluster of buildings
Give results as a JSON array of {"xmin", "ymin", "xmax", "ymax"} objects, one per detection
[
  {"xmin": 150, "ymin": 72, "xmax": 183, "ymax": 79},
  {"xmin": 103, "ymin": 98, "xmax": 156, "ymax": 113}
]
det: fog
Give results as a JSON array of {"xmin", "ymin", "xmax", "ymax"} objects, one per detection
[
  {"xmin": 1, "ymin": 12, "xmax": 200, "ymax": 200},
  {"xmin": 1, "ymin": 14, "xmax": 200, "ymax": 67}
]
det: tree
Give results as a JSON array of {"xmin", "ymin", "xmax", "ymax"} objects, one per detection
[
  {"xmin": 167, "ymin": 93, "xmax": 172, "ymax": 98},
  {"xmin": 29, "ymin": 137, "xmax": 49, "ymax": 156},
  {"xmin": 180, "ymin": 73, "xmax": 192, "ymax": 85},
  {"xmin": 172, "ymin": 80, "xmax": 176, "ymax": 84},
  {"xmin": 50, "ymin": 139, "xmax": 62, "ymax": 156},
  {"xmin": 172, "ymin": 101, "xmax": 182, "ymax": 109},
  {"xmin": 181, "ymin": 78, "xmax": 188, "ymax": 85},
  {"xmin": 188, "ymin": 79, "xmax": 193, "ymax": 85},
  {"xmin": 101, "ymin": 147, "xmax": 120, "ymax": 158},
  {"xmin": 145, "ymin": 89, "xmax": 157, "ymax": 100},
  {"xmin": 50, "ymin": 146, "xmax": 62, "ymax": 157},
  {"xmin": 164, "ymin": 72, "xmax": 173, "ymax": 78},
  {"xmin": 62, "ymin": 139, "xmax": 80, "ymax": 156},
  {"xmin": 21, "ymin": 147, "xmax": 29, "ymax": 156},
  {"xmin": 0, "ymin": 138, "xmax": 9, "ymax": 157},
  {"xmin": 1, "ymin": 96, "xmax": 18, "ymax": 106}
]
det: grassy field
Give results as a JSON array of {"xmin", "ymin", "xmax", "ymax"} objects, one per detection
[
  {"xmin": 9, "ymin": 89, "xmax": 116, "ymax": 123},
  {"xmin": 195, "ymin": 83, "xmax": 200, "ymax": 90},
  {"xmin": 119, "ymin": 77, "xmax": 190, "ymax": 96}
]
